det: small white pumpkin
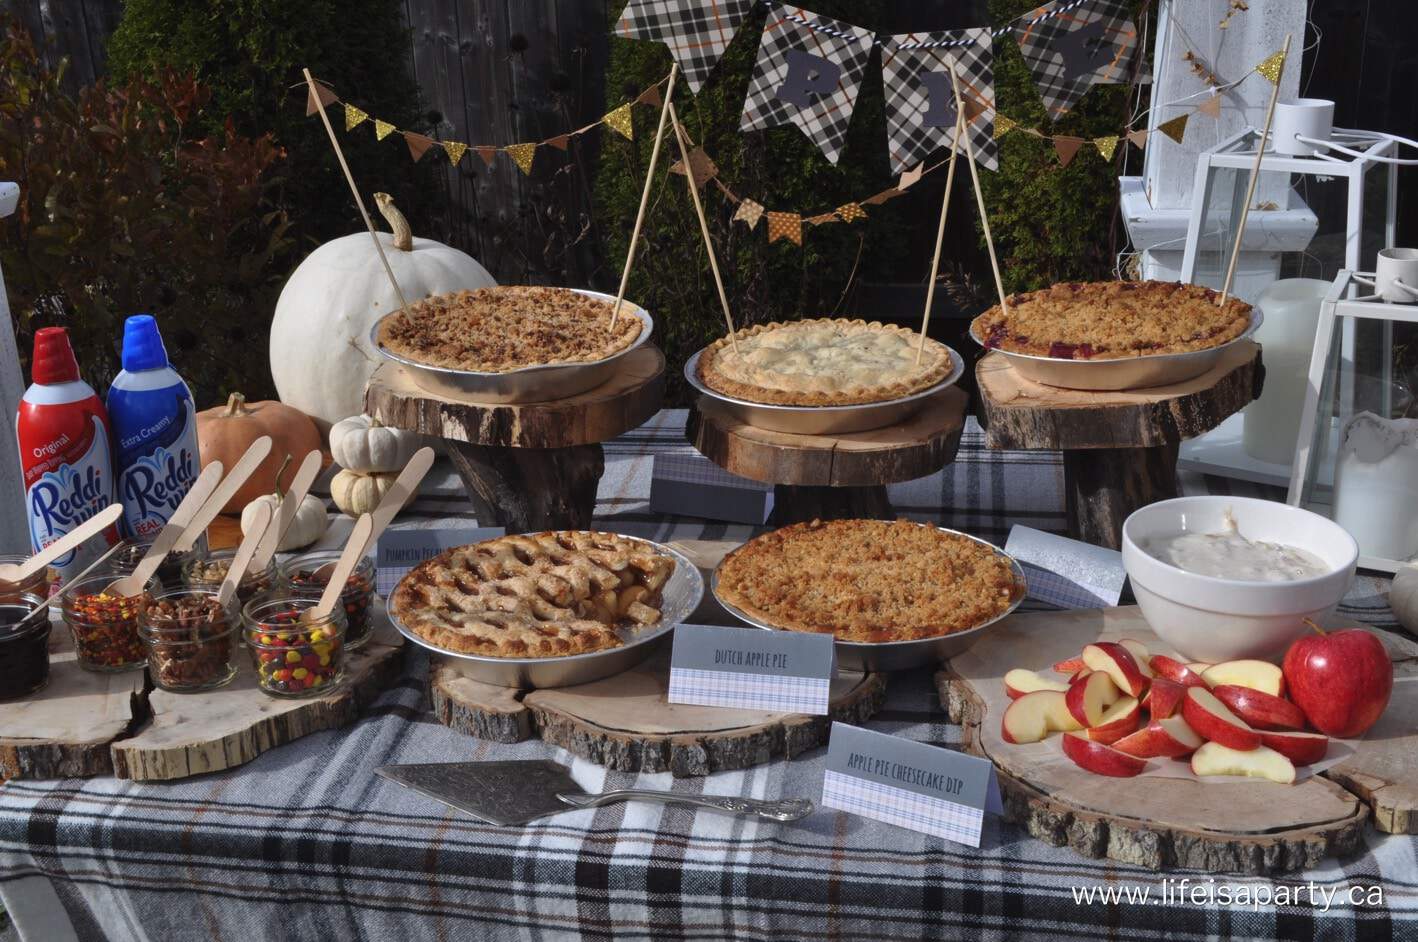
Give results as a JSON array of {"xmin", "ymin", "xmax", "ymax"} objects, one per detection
[
  {"xmin": 330, "ymin": 415, "xmax": 420, "ymax": 473},
  {"xmin": 331, "ymin": 469, "xmax": 396, "ymax": 517},
  {"xmin": 242, "ymin": 491, "xmax": 329, "ymax": 552},
  {"xmin": 1390, "ymin": 564, "xmax": 1418, "ymax": 633}
]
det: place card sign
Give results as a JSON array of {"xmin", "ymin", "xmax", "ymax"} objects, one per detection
[
  {"xmin": 668, "ymin": 624, "xmax": 835, "ymax": 715},
  {"xmin": 375, "ymin": 527, "xmax": 503, "ymax": 596},
  {"xmin": 822, "ymin": 723, "xmax": 1001, "ymax": 847}
]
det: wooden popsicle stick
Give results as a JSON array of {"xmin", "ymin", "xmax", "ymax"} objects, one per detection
[
  {"xmin": 1219, "ymin": 34, "xmax": 1292, "ymax": 305},
  {"xmin": 309, "ymin": 514, "xmax": 373, "ymax": 621},
  {"xmin": 668, "ymin": 103, "xmax": 738, "ymax": 352},
  {"xmin": 611, "ymin": 62, "xmax": 680, "ymax": 330},
  {"xmin": 173, "ymin": 437, "xmax": 274, "ymax": 553},
  {"xmin": 216, "ymin": 501, "xmax": 272, "ymax": 607},
  {"xmin": 948, "ymin": 69, "xmax": 1009, "ymax": 319},
  {"xmin": 100, "ymin": 462, "xmax": 226, "ymax": 597},
  {"xmin": 348, "ymin": 446, "xmax": 435, "ymax": 563},
  {"xmin": 251, "ymin": 450, "xmax": 324, "ymax": 569},
  {"xmin": 303, "ymin": 68, "xmax": 413, "ymax": 318},
  {"xmin": 4, "ymin": 503, "xmax": 123, "ymax": 581},
  {"xmin": 917, "ymin": 106, "xmax": 966, "ymax": 364},
  {"xmin": 23, "ymin": 540, "xmax": 126, "ymax": 621}
]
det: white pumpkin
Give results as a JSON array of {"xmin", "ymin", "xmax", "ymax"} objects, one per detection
[
  {"xmin": 270, "ymin": 196, "xmax": 495, "ymax": 427},
  {"xmin": 331, "ymin": 469, "xmax": 396, "ymax": 517},
  {"xmin": 241, "ymin": 492, "xmax": 329, "ymax": 552},
  {"xmin": 330, "ymin": 415, "xmax": 421, "ymax": 473},
  {"xmin": 1391, "ymin": 564, "xmax": 1418, "ymax": 633}
]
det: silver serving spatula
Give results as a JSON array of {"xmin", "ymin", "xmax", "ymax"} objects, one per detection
[{"xmin": 375, "ymin": 760, "xmax": 813, "ymax": 826}]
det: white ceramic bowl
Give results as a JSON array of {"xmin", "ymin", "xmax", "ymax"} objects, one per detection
[{"xmin": 1121, "ymin": 497, "xmax": 1358, "ymax": 663}]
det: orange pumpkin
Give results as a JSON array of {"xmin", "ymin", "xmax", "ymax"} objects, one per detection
[{"xmin": 197, "ymin": 393, "xmax": 322, "ymax": 512}]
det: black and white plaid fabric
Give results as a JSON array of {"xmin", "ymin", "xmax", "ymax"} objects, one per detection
[
  {"xmin": 739, "ymin": 4, "xmax": 874, "ymax": 165},
  {"xmin": 615, "ymin": 0, "xmax": 756, "ymax": 95},
  {"xmin": 1014, "ymin": 0, "xmax": 1141, "ymax": 121},
  {"xmin": 881, "ymin": 28, "xmax": 997, "ymax": 174}
]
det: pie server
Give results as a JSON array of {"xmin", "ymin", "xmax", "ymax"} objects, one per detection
[{"xmin": 375, "ymin": 760, "xmax": 813, "ymax": 826}]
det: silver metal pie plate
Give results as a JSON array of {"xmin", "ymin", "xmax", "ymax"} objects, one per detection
[
  {"xmin": 711, "ymin": 525, "xmax": 1028, "ymax": 672},
  {"xmin": 684, "ymin": 344, "xmax": 964, "ymax": 435},
  {"xmin": 387, "ymin": 536, "xmax": 704, "ymax": 689},
  {"xmin": 371, "ymin": 288, "xmax": 654, "ymax": 404},
  {"xmin": 971, "ymin": 308, "xmax": 1262, "ymax": 391}
]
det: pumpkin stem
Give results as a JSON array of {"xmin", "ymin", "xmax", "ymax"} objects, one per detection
[
  {"xmin": 273, "ymin": 454, "xmax": 293, "ymax": 501},
  {"xmin": 374, "ymin": 192, "xmax": 413, "ymax": 252},
  {"xmin": 369, "ymin": 416, "xmax": 383, "ymax": 429},
  {"xmin": 224, "ymin": 392, "xmax": 249, "ymax": 417},
  {"xmin": 1303, "ymin": 617, "xmax": 1326, "ymax": 636}
]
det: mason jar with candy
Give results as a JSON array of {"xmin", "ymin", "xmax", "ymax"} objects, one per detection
[
  {"xmin": 279, "ymin": 550, "xmax": 374, "ymax": 650},
  {"xmin": 241, "ymin": 592, "xmax": 346, "ymax": 698},
  {"xmin": 183, "ymin": 550, "xmax": 281, "ymax": 609},
  {"xmin": 109, "ymin": 537, "xmax": 206, "ymax": 593},
  {"xmin": 0, "ymin": 593, "xmax": 52, "ymax": 699},
  {"xmin": 61, "ymin": 573, "xmax": 152, "ymax": 672},
  {"xmin": 139, "ymin": 588, "xmax": 239, "ymax": 692}
]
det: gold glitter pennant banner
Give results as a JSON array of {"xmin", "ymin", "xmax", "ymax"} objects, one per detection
[
  {"xmin": 1156, "ymin": 114, "xmax": 1190, "ymax": 144},
  {"xmin": 603, "ymin": 103, "xmax": 634, "ymax": 140},
  {"xmin": 442, "ymin": 141, "xmax": 468, "ymax": 166},
  {"xmin": 732, "ymin": 198, "xmax": 765, "ymax": 230},
  {"xmin": 766, "ymin": 212, "xmax": 802, "ymax": 246},
  {"xmin": 506, "ymin": 142, "xmax": 538, "ymax": 175},
  {"xmin": 1256, "ymin": 49, "xmax": 1287, "ymax": 86},
  {"xmin": 1092, "ymin": 135, "xmax": 1119, "ymax": 161},
  {"xmin": 374, "ymin": 119, "xmax": 396, "ymax": 141},
  {"xmin": 994, "ymin": 115, "xmax": 1017, "ymax": 140},
  {"xmin": 344, "ymin": 104, "xmax": 368, "ymax": 132}
]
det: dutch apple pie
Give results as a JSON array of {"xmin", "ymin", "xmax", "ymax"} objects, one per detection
[
  {"xmin": 696, "ymin": 319, "xmax": 955, "ymax": 406},
  {"xmin": 389, "ymin": 531, "xmax": 676, "ymax": 658},
  {"xmin": 377, "ymin": 285, "xmax": 643, "ymax": 372},
  {"xmin": 715, "ymin": 519, "xmax": 1020, "ymax": 644},
  {"xmin": 971, "ymin": 280, "xmax": 1253, "ymax": 360}
]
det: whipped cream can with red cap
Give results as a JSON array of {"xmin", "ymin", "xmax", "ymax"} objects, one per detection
[{"xmin": 15, "ymin": 327, "xmax": 119, "ymax": 585}]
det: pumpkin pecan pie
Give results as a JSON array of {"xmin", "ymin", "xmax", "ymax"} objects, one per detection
[
  {"xmin": 697, "ymin": 319, "xmax": 955, "ymax": 406},
  {"xmin": 377, "ymin": 286, "xmax": 643, "ymax": 372},
  {"xmin": 971, "ymin": 281, "xmax": 1253, "ymax": 360},
  {"xmin": 389, "ymin": 531, "xmax": 675, "ymax": 658},
  {"xmin": 715, "ymin": 519, "xmax": 1020, "ymax": 644}
]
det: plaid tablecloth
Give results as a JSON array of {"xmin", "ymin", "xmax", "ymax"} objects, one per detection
[{"xmin": 0, "ymin": 412, "xmax": 1412, "ymax": 942}]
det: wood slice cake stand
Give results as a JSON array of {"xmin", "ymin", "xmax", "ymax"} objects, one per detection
[
  {"xmin": 686, "ymin": 386, "xmax": 968, "ymax": 524},
  {"xmin": 975, "ymin": 341, "xmax": 1263, "ymax": 548},
  {"xmin": 365, "ymin": 345, "xmax": 665, "ymax": 532},
  {"xmin": 936, "ymin": 605, "xmax": 1418, "ymax": 874}
]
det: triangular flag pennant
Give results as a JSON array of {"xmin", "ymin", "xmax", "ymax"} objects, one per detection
[
  {"xmin": 1015, "ymin": 0, "xmax": 1142, "ymax": 120},
  {"xmin": 506, "ymin": 142, "xmax": 537, "ymax": 175},
  {"xmin": 1127, "ymin": 128, "xmax": 1149, "ymax": 149},
  {"xmin": 1196, "ymin": 93, "xmax": 1222, "ymax": 118},
  {"xmin": 616, "ymin": 0, "xmax": 754, "ymax": 95},
  {"xmin": 669, "ymin": 147, "xmax": 718, "ymax": 188},
  {"xmin": 880, "ymin": 27, "xmax": 998, "ymax": 174},
  {"xmin": 765, "ymin": 212, "xmax": 802, "ymax": 246},
  {"xmin": 1053, "ymin": 136, "xmax": 1084, "ymax": 167},
  {"xmin": 862, "ymin": 188, "xmax": 899, "ymax": 206},
  {"xmin": 732, "ymin": 198, "xmax": 765, "ymax": 230},
  {"xmin": 638, "ymin": 85, "xmax": 662, "ymax": 108},
  {"xmin": 1092, "ymin": 135, "xmax": 1120, "ymax": 161},
  {"xmin": 306, "ymin": 81, "xmax": 337, "ymax": 116},
  {"xmin": 442, "ymin": 141, "xmax": 468, "ymax": 166},
  {"xmin": 1256, "ymin": 49, "xmax": 1287, "ymax": 86},
  {"xmin": 898, "ymin": 163, "xmax": 924, "ymax": 190},
  {"xmin": 475, "ymin": 146, "xmax": 498, "ymax": 167},
  {"xmin": 344, "ymin": 104, "xmax": 369, "ymax": 132},
  {"xmin": 603, "ymin": 103, "xmax": 634, "ymax": 140},
  {"xmin": 835, "ymin": 202, "xmax": 866, "ymax": 223},
  {"xmin": 404, "ymin": 132, "xmax": 435, "ymax": 162},
  {"xmin": 374, "ymin": 119, "xmax": 396, "ymax": 141},
  {"xmin": 546, "ymin": 134, "xmax": 570, "ymax": 151},
  {"xmin": 1157, "ymin": 114, "xmax": 1189, "ymax": 144},
  {"xmin": 994, "ymin": 114, "xmax": 1017, "ymax": 140}
]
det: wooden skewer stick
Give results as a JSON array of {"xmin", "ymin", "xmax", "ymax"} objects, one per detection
[
  {"xmin": 948, "ymin": 69, "xmax": 1009, "ymax": 319},
  {"xmin": 668, "ymin": 102, "xmax": 739, "ymax": 352},
  {"xmin": 917, "ymin": 108, "xmax": 966, "ymax": 364},
  {"xmin": 1219, "ymin": 34, "xmax": 1292, "ymax": 306},
  {"xmin": 303, "ymin": 68, "xmax": 412, "ymax": 318},
  {"xmin": 611, "ymin": 63, "xmax": 680, "ymax": 330}
]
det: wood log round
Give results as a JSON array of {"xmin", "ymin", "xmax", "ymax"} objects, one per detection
[
  {"xmin": 770, "ymin": 484, "xmax": 893, "ymax": 525},
  {"xmin": 428, "ymin": 649, "xmax": 887, "ymax": 778},
  {"xmin": 364, "ymin": 346, "xmax": 665, "ymax": 449},
  {"xmin": 1063, "ymin": 442, "xmax": 1179, "ymax": 550},
  {"xmin": 686, "ymin": 385, "xmax": 967, "ymax": 488},
  {"xmin": 445, "ymin": 441, "xmax": 603, "ymax": 533}
]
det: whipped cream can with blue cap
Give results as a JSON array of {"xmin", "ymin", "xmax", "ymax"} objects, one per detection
[{"xmin": 107, "ymin": 315, "xmax": 201, "ymax": 541}]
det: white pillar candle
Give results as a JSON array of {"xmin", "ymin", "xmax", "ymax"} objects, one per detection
[
  {"xmin": 1243, "ymin": 278, "xmax": 1330, "ymax": 465},
  {"xmin": 1332, "ymin": 412, "xmax": 1418, "ymax": 561}
]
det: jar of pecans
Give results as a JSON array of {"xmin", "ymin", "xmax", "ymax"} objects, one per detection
[
  {"xmin": 0, "ymin": 555, "xmax": 49, "ymax": 603},
  {"xmin": 60, "ymin": 573, "xmax": 152, "ymax": 672},
  {"xmin": 182, "ymin": 550, "xmax": 281, "ymax": 609},
  {"xmin": 139, "ymin": 589, "xmax": 238, "ymax": 692},
  {"xmin": 279, "ymin": 551, "xmax": 375, "ymax": 651},
  {"xmin": 241, "ymin": 592, "xmax": 346, "ymax": 698},
  {"xmin": 109, "ymin": 535, "xmax": 207, "ymax": 592},
  {"xmin": 0, "ymin": 593, "xmax": 51, "ymax": 699}
]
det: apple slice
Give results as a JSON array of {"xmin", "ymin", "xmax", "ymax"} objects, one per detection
[
  {"xmin": 1001, "ymin": 690, "xmax": 1083, "ymax": 744},
  {"xmin": 1257, "ymin": 730, "xmax": 1329, "ymax": 765},
  {"xmin": 1118, "ymin": 639, "xmax": 1155, "ymax": 677},
  {"xmin": 1186, "ymin": 662, "xmax": 1213, "ymax": 677},
  {"xmin": 1069, "ymin": 667, "xmax": 1093, "ymax": 683},
  {"xmin": 1190, "ymin": 742, "xmax": 1295, "ymax": 784},
  {"xmin": 1202, "ymin": 660, "xmax": 1285, "ymax": 697},
  {"xmin": 1082, "ymin": 642, "xmax": 1149, "ymax": 697},
  {"xmin": 1052, "ymin": 656, "xmax": 1086, "ymax": 674},
  {"xmin": 1086, "ymin": 697, "xmax": 1141, "ymax": 744},
  {"xmin": 1211, "ymin": 684, "xmax": 1306, "ymax": 732},
  {"xmin": 1113, "ymin": 716, "xmax": 1204, "ymax": 758},
  {"xmin": 1061, "ymin": 732, "xmax": 1146, "ymax": 777},
  {"xmin": 1181, "ymin": 687, "xmax": 1261, "ymax": 750},
  {"xmin": 1066, "ymin": 670, "xmax": 1121, "ymax": 726},
  {"xmin": 1149, "ymin": 655, "xmax": 1209, "ymax": 689},
  {"xmin": 1004, "ymin": 669, "xmax": 1070, "ymax": 700},
  {"xmin": 1142, "ymin": 677, "xmax": 1186, "ymax": 719}
]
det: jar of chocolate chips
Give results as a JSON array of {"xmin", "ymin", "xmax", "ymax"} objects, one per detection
[
  {"xmin": 0, "ymin": 593, "xmax": 51, "ymax": 699},
  {"xmin": 139, "ymin": 589, "xmax": 239, "ymax": 692}
]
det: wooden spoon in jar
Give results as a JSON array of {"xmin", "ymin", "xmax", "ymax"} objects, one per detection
[
  {"xmin": 303, "ymin": 513, "xmax": 373, "ymax": 624},
  {"xmin": 313, "ymin": 446, "xmax": 434, "ymax": 579},
  {"xmin": 216, "ymin": 501, "xmax": 272, "ymax": 608},
  {"xmin": 0, "ymin": 502, "xmax": 123, "ymax": 583},
  {"xmin": 172, "ymin": 436, "xmax": 274, "ymax": 554},
  {"xmin": 101, "ymin": 461, "xmax": 226, "ymax": 598}
]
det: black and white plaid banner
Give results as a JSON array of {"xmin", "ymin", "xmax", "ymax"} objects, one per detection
[
  {"xmin": 1014, "ymin": 0, "xmax": 1141, "ymax": 121},
  {"xmin": 881, "ymin": 28, "xmax": 996, "ymax": 174},
  {"xmin": 739, "ymin": 4, "xmax": 874, "ymax": 165},
  {"xmin": 615, "ymin": 0, "xmax": 756, "ymax": 95}
]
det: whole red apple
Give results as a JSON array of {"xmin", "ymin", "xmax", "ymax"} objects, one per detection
[{"xmin": 1282, "ymin": 626, "xmax": 1392, "ymax": 738}]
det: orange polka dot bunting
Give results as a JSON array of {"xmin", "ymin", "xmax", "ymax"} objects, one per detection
[
  {"xmin": 835, "ymin": 202, "xmax": 866, "ymax": 224},
  {"xmin": 766, "ymin": 212, "xmax": 802, "ymax": 246},
  {"xmin": 732, "ymin": 198, "xmax": 765, "ymax": 230}
]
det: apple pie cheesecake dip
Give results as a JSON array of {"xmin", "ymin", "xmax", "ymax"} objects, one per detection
[{"xmin": 1142, "ymin": 511, "xmax": 1328, "ymax": 582}]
